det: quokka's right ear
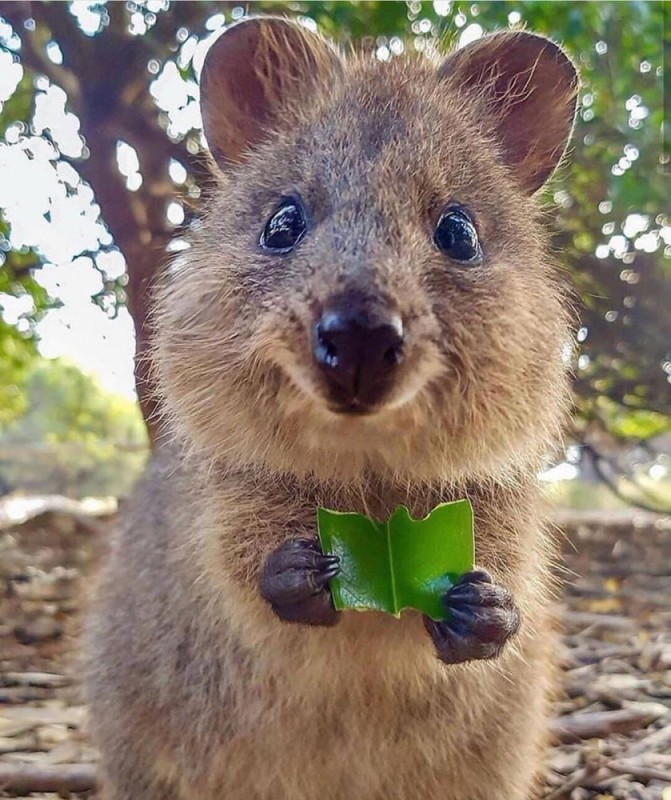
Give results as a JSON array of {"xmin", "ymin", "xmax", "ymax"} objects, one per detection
[
  {"xmin": 440, "ymin": 31, "xmax": 579, "ymax": 194},
  {"xmin": 200, "ymin": 17, "xmax": 343, "ymax": 169}
]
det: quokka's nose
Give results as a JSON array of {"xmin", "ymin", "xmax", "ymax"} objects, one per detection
[{"xmin": 313, "ymin": 300, "xmax": 404, "ymax": 409}]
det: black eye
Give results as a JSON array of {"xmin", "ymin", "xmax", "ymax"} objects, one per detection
[
  {"xmin": 260, "ymin": 197, "xmax": 307, "ymax": 253},
  {"xmin": 434, "ymin": 206, "xmax": 482, "ymax": 263}
]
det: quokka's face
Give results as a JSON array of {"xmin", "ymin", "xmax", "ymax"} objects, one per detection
[{"xmin": 155, "ymin": 19, "xmax": 579, "ymax": 481}]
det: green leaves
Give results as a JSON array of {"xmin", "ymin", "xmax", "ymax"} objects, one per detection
[
  {"xmin": 318, "ymin": 500, "xmax": 474, "ymax": 620},
  {"xmin": 0, "ymin": 357, "xmax": 149, "ymax": 496}
]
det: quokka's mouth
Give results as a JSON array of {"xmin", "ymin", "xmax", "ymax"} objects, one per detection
[{"xmin": 326, "ymin": 398, "xmax": 379, "ymax": 416}]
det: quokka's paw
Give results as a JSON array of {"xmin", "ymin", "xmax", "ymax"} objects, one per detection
[
  {"xmin": 261, "ymin": 538, "xmax": 341, "ymax": 626},
  {"xmin": 423, "ymin": 569, "xmax": 521, "ymax": 665}
]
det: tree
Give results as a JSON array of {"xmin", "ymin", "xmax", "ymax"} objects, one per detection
[{"xmin": 0, "ymin": 2, "xmax": 668, "ymax": 466}]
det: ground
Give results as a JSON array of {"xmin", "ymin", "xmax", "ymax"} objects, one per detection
[{"xmin": 0, "ymin": 500, "xmax": 669, "ymax": 799}]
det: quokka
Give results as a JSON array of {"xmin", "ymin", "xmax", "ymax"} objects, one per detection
[{"xmin": 87, "ymin": 16, "xmax": 579, "ymax": 800}]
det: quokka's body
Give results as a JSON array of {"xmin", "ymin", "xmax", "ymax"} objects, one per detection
[{"xmin": 86, "ymin": 17, "xmax": 579, "ymax": 800}]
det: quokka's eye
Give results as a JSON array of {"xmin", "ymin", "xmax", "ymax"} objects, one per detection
[
  {"xmin": 433, "ymin": 205, "xmax": 482, "ymax": 264},
  {"xmin": 259, "ymin": 196, "xmax": 307, "ymax": 253}
]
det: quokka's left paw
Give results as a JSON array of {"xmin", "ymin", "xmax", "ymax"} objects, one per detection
[{"xmin": 423, "ymin": 569, "xmax": 521, "ymax": 665}]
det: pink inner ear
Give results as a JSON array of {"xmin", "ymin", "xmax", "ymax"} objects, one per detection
[
  {"xmin": 200, "ymin": 21, "xmax": 271, "ymax": 167},
  {"xmin": 199, "ymin": 18, "xmax": 343, "ymax": 169},
  {"xmin": 440, "ymin": 32, "xmax": 579, "ymax": 193}
]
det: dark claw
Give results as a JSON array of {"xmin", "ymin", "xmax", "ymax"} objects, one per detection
[
  {"xmin": 456, "ymin": 569, "xmax": 493, "ymax": 585},
  {"xmin": 447, "ymin": 581, "xmax": 515, "ymax": 609},
  {"xmin": 424, "ymin": 569, "xmax": 521, "ymax": 665},
  {"xmin": 319, "ymin": 565, "xmax": 341, "ymax": 581},
  {"xmin": 261, "ymin": 538, "xmax": 340, "ymax": 627}
]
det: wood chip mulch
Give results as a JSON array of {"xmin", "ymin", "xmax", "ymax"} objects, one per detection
[{"xmin": 0, "ymin": 501, "xmax": 669, "ymax": 799}]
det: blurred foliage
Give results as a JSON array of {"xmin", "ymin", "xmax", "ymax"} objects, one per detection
[
  {"xmin": 0, "ymin": 317, "xmax": 35, "ymax": 426},
  {"xmin": 0, "ymin": 217, "xmax": 51, "ymax": 425},
  {"xmin": 0, "ymin": 357, "xmax": 148, "ymax": 498},
  {"xmin": 0, "ymin": 0, "xmax": 668, "ymax": 454},
  {"xmin": 546, "ymin": 473, "xmax": 671, "ymax": 511}
]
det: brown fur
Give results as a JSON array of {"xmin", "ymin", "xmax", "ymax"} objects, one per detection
[{"xmin": 86, "ymin": 18, "xmax": 578, "ymax": 800}]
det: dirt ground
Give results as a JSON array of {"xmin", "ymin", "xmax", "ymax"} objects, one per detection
[{"xmin": 0, "ymin": 500, "xmax": 670, "ymax": 799}]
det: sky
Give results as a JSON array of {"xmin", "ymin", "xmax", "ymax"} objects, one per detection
[
  {"xmin": 0, "ymin": 2, "xmax": 214, "ymax": 399},
  {"xmin": 0, "ymin": 88, "xmax": 139, "ymax": 397}
]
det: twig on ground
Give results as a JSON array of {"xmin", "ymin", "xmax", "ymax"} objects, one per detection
[
  {"xmin": 0, "ymin": 762, "xmax": 97, "ymax": 794},
  {"xmin": 550, "ymin": 707, "xmax": 666, "ymax": 743}
]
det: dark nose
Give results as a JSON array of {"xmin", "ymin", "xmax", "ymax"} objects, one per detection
[{"xmin": 313, "ymin": 300, "xmax": 404, "ymax": 409}]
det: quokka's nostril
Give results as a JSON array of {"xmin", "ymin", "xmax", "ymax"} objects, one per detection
[
  {"xmin": 383, "ymin": 343, "xmax": 404, "ymax": 368},
  {"xmin": 316, "ymin": 326, "xmax": 339, "ymax": 369},
  {"xmin": 323, "ymin": 343, "xmax": 338, "ymax": 369}
]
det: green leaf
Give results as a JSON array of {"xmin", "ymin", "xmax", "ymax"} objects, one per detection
[{"xmin": 318, "ymin": 500, "xmax": 474, "ymax": 620}]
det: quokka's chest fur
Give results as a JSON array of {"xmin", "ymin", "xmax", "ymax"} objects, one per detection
[
  {"xmin": 95, "ymin": 464, "xmax": 554, "ymax": 800},
  {"xmin": 168, "ymin": 622, "xmax": 552, "ymax": 800}
]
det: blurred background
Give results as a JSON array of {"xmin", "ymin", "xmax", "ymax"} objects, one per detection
[
  {"xmin": 0, "ymin": 0, "xmax": 668, "ymax": 512},
  {"xmin": 0, "ymin": 4, "xmax": 669, "ymax": 798}
]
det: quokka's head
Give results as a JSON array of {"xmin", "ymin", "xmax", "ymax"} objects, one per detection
[{"xmin": 154, "ymin": 17, "xmax": 579, "ymax": 483}]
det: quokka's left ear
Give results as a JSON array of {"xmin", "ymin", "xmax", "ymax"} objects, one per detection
[{"xmin": 440, "ymin": 31, "xmax": 579, "ymax": 194}]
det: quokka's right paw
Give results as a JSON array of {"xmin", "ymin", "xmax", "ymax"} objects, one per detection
[{"xmin": 260, "ymin": 538, "xmax": 341, "ymax": 626}]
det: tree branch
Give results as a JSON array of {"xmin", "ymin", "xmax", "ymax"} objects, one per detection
[
  {"xmin": 0, "ymin": 1, "xmax": 80, "ymax": 104},
  {"xmin": 27, "ymin": 0, "xmax": 93, "ymax": 74},
  {"xmin": 0, "ymin": 763, "xmax": 97, "ymax": 794},
  {"xmin": 582, "ymin": 442, "xmax": 671, "ymax": 514}
]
